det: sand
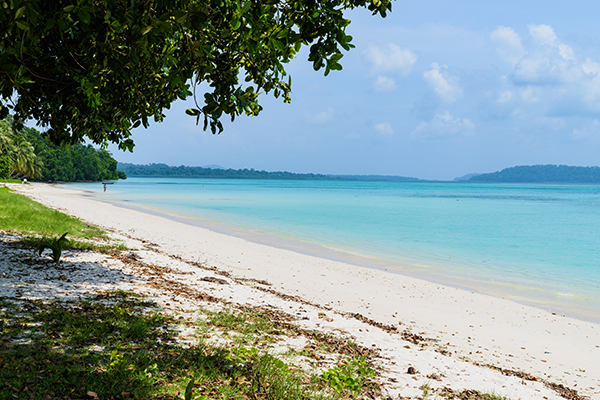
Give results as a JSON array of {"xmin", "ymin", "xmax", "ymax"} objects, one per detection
[{"xmin": 7, "ymin": 182, "xmax": 600, "ymax": 399}]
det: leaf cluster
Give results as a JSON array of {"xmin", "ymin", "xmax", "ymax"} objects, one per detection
[
  {"xmin": 32, "ymin": 231, "xmax": 69, "ymax": 263},
  {"xmin": 0, "ymin": 153, "xmax": 10, "ymax": 178},
  {"xmin": 0, "ymin": 0, "xmax": 392, "ymax": 149},
  {"xmin": 0, "ymin": 117, "xmax": 42, "ymax": 178},
  {"xmin": 320, "ymin": 357, "xmax": 376, "ymax": 396}
]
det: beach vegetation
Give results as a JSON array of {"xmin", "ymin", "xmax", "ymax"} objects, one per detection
[
  {"xmin": 0, "ymin": 187, "xmax": 127, "ymax": 253},
  {"xmin": 0, "ymin": 117, "xmax": 43, "ymax": 179},
  {"xmin": 24, "ymin": 125, "xmax": 127, "ymax": 182},
  {"xmin": 0, "ymin": 0, "xmax": 391, "ymax": 150},
  {"xmin": 320, "ymin": 357, "xmax": 377, "ymax": 396},
  {"xmin": 0, "ymin": 154, "xmax": 11, "ymax": 180},
  {"xmin": 32, "ymin": 232, "xmax": 70, "ymax": 264},
  {"xmin": 0, "ymin": 187, "xmax": 105, "ymax": 239},
  {"xmin": 1, "ymin": 117, "xmax": 125, "ymax": 182},
  {"xmin": 0, "ymin": 290, "xmax": 346, "ymax": 400}
]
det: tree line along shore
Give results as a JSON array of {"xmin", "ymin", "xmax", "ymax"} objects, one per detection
[{"xmin": 1, "ymin": 117, "xmax": 125, "ymax": 183}]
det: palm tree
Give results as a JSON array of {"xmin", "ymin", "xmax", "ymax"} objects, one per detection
[{"xmin": 0, "ymin": 117, "xmax": 43, "ymax": 179}]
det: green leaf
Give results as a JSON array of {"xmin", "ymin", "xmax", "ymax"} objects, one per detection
[
  {"xmin": 141, "ymin": 25, "xmax": 153, "ymax": 35},
  {"xmin": 78, "ymin": 9, "xmax": 90, "ymax": 24},
  {"xmin": 15, "ymin": 20, "xmax": 29, "ymax": 30},
  {"xmin": 185, "ymin": 108, "xmax": 200, "ymax": 116},
  {"xmin": 184, "ymin": 378, "xmax": 195, "ymax": 400},
  {"xmin": 241, "ymin": 1, "xmax": 251, "ymax": 14},
  {"xmin": 63, "ymin": 5, "xmax": 75, "ymax": 12},
  {"xmin": 232, "ymin": 18, "xmax": 241, "ymax": 31},
  {"xmin": 14, "ymin": 5, "xmax": 25, "ymax": 18}
]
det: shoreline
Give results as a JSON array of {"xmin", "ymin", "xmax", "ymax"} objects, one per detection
[
  {"xmin": 71, "ymin": 183, "xmax": 600, "ymax": 324},
  {"xmin": 13, "ymin": 182, "xmax": 600, "ymax": 399}
]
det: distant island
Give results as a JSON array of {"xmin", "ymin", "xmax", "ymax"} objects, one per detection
[
  {"xmin": 117, "ymin": 163, "xmax": 421, "ymax": 182},
  {"xmin": 118, "ymin": 163, "xmax": 600, "ymax": 184},
  {"xmin": 467, "ymin": 165, "xmax": 600, "ymax": 183}
]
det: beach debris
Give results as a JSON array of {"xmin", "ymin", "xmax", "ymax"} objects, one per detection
[
  {"xmin": 201, "ymin": 276, "xmax": 229, "ymax": 285},
  {"xmin": 407, "ymin": 366, "xmax": 417, "ymax": 374},
  {"xmin": 318, "ymin": 312, "xmax": 334, "ymax": 322},
  {"xmin": 545, "ymin": 381, "xmax": 586, "ymax": 400},
  {"xmin": 427, "ymin": 373, "xmax": 443, "ymax": 381},
  {"xmin": 236, "ymin": 277, "xmax": 272, "ymax": 286}
]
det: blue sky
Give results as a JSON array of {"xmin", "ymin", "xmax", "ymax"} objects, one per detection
[{"xmin": 111, "ymin": 0, "xmax": 600, "ymax": 180}]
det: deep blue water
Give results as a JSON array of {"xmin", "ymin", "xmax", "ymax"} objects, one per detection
[{"xmin": 68, "ymin": 178, "xmax": 600, "ymax": 321}]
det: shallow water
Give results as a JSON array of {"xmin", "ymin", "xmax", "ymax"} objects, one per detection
[{"xmin": 68, "ymin": 178, "xmax": 600, "ymax": 321}]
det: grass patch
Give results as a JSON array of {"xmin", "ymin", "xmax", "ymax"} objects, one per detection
[
  {"xmin": 2, "ymin": 179, "xmax": 28, "ymax": 184},
  {"xmin": 0, "ymin": 291, "xmax": 348, "ymax": 400},
  {"xmin": 0, "ymin": 187, "xmax": 106, "ymax": 239},
  {"xmin": 18, "ymin": 236, "xmax": 128, "ymax": 255}
]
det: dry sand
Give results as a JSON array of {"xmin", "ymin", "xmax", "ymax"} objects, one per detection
[{"xmin": 6, "ymin": 182, "xmax": 600, "ymax": 399}]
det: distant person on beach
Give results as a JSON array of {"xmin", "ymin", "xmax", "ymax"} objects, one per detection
[
  {"xmin": 103, "ymin": 184, "xmax": 107, "ymax": 192},
  {"xmin": 22, "ymin": 178, "xmax": 27, "ymax": 185}
]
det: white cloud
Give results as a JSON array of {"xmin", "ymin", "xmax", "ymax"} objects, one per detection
[
  {"xmin": 363, "ymin": 43, "xmax": 417, "ymax": 75},
  {"xmin": 304, "ymin": 108, "xmax": 335, "ymax": 124},
  {"xmin": 423, "ymin": 63, "xmax": 462, "ymax": 102},
  {"xmin": 583, "ymin": 58, "xmax": 600, "ymax": 75},
  {"xmin": 514, "ymin": 24, "xmax": 580, "ymax": 85},
  {"xmin": 374, "ymin": 122, "xmax": 394, "ymax": 135},
  {"xmin": 412, "ymin": 111, "xmax": 474, "ymax": 139},
  {"xmin": 487, "ymin": 23, "xmax": 600, "ymax": 120},
  {"xmin": 528, "ymin": 24, "xmax": 558, "ymax": 47},
  {"xmin": 373, "ymin": 75, "xmax": 396, "ymax": 92},
  {"xmin": 491, "ymin": 26, "xmax": 526, "ymax": 66},
  {"xmin": 491, "ymin": 24, "xmax": 583, "ymax": 86}
]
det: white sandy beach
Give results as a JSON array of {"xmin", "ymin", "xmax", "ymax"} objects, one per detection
[{"xmin": 7, "ymin": 182, "xmax": 600, "ymax": 399}]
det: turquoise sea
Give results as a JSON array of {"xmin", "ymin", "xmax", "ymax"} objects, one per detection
[{"xmin": 69, "ymin": 177, "xmax": 600, "ymax": 322}]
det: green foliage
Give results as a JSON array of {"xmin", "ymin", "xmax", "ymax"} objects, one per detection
[
  {"xmin": 0, "ymin": 154, "xmax": 11, "ymax": 179},
  {"xmin": 0, "ymin": 187, "xmax": 106, "ymax": 239},
  {"xmin": 0, "ymin": 0, "xmax": 392, "ymax": 150},
  {"xmin": 119, "ymin": 162, "xmax": 423, "ymax": 182},
  {"xmin": 24, "ymin": 125, "xmax": 126, "ymax": 182},
  {"xmin": 468, "ymin": 164, "xmax": 600, "ymax": 183},
  {"xmin": 20, "ymin": 235, "xmax": 127, "ymax": 255},
  {"xmin": 184, "ymin": 378, "xmax": 199, "ymax": 400},
  {"xmin": 119, "ymin": 162, "xmax": 332, "ymax": 180},
  {"xmin": 320, "ymin": 357, "xmax": 376, "ymax": 396},
  {"xmin": 32, "ymin": 232, "xmax": 70, "ymax": 263},
  {"xmin": 0, "ymin": 117, "xmax": 42, "ymax": 178},
  {"xmin": 0, "ymin": 291, "xmax": 336, "ymax": 400}
]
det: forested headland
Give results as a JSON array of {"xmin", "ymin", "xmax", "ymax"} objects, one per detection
[
  {"xmin": 1, "ymin": 118, "xmax": 125, "ymax": 182},
  {"xmin": 118, "ymin": 163, "xmax": 334, "ymax": 180},
  {"xmin": 27, "ymin": 129, "xmax": 126, "ymax": 182},
  {"xmin": 468, "ymin": 165, "xmax": 600, "ymax": 183},
  {"xmin": 118, "ymin": 163, "xmax": 422, "ymax": 182}
]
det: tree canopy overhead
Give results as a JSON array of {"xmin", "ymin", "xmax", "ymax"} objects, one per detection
[{"xmin": 0, "ymin": 0, "xmax": 392, "ymax": 151}]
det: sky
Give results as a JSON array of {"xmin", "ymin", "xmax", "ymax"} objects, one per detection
[{"xmin": 110, "ymin": 0, "xmax": 600, "ymax": 181}]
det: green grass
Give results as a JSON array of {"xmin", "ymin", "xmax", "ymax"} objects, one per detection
[
  {"xmin": 2, "ymin": 179, "xmax": 28, "ymax": 184},
  {"xmin": 0, "ymin": 187, "xmax": 105, "ymax": 239},
  {"xmin": 0, "ymin": 291, "xmax": 339, "ymax": 400},
  {"xmin": 18, "ymin": 235, "xmax": 128, "ymax": 255}
]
